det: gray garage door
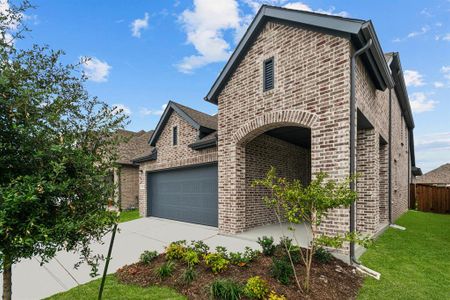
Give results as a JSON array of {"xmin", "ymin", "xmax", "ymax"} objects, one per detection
[{"xmin": 147, "ymin": 164, "xmax": 218, "ymax": 227}]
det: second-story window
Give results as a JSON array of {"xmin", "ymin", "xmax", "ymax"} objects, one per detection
[
  {"xmin": 172, "ymin": 126, "xmax": 178, "ymax": 146},
  {"xmin": 263, "ymin": 57, "xmax": 274, "ymax": 91}
]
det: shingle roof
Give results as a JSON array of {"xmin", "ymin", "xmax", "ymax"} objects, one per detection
[
  {"xmin": 149, "ymin": 101, "xmax": 218, "ymax": 146},
  {"xmin": 116, "ymin": 130, "xmax": 154, "ymax": 165},
  {"xmin": 415, "ymin": 163, "xmax": 450, "ymax": 184},
  {"xmin": 172, "ymin": 101, "xmax": 217, "ymax": 130}
]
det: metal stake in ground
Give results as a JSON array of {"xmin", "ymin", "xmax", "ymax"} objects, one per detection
[{"xmin": 98, "ymin": 221, "xmax": 119, "ymax": 300}]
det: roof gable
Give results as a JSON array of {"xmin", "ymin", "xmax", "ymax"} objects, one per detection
[
  {"xmin": 204, "ymin": 5, "xmax": 394, "ymax": 104},
  {"xmin": 149, "ymin": 101, "xmax": 217, "ymax": 146}
]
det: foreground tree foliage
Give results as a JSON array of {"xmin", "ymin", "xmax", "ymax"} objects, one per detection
[
  {"xmin": 253, "ymin": 167, "xmax": 371, "ymax": 293},
  {"xmin": 0, "ymin": 2, "xmax": 127, "ymax": 299}
]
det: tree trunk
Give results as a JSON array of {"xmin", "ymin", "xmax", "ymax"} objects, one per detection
[{"xmin": 2, "ymin": 259, "xmax": 12, "ymax": 300}]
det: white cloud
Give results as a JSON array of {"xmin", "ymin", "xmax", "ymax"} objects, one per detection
[
  {"xmin": 177, "ymin": 0, "xmax": 350, "ymax": 73},
  {"xmin": 81, "ymin": 57, "xmax": 111, "ymax": 82},
  {"xmin": 442, "ymin": 66, "xmax": 450, "ymax": 80},
  {"xmin": 393, "ymin": 26, "xmax": 430, "ymax": 42},
  {"xmin": 131, "ymin": 12, "xmax": 149, "ymax": 38},
  {"xmin": 433, "ymin": 81, "xmax": 444, "ymax": 88},
  {"xmin": 407, "ymin": 26, "xmax": 429, "ymax": 38},
  {"xmin": 243, "ymin": 0, "xmax": 287, "ymax": 13},
  {"xmin": 441, "ymin": 33, "xmax": 450, "ymax": 41},
  {"xmin": 404, "ymin": 70, "xmax": 425, "ymax": 87},
  {"xmin": 140, "ymin": 104, "xmax": 167, "ymax": 116},
  {"xmin": 415, "ymin": 132, "xmax": 450, "ymax": 173},
  {"xmin": 420, "ymin": 8, "xmax": 432, "ymax": 17},
  {"xmin": 1, "ymin": 0, "xmax": 18, "ymax": 45},
  {"xmin": 177, "ymin": 0, "xmax": 241, "ymax": 73},
  {"xmin": 0, "ymin": 0, "xmax": 9, "ymax": 14},
  {"xmin": 284, "ymin": 2, "xmax": 349, "ymax": 17},
  {"xmin": 410, "ymin": 92, "xmax": 437, "ymax": 113},
  {"xmin": 112, "ymin": 104, "xmax": 131, "ymax": 115}
]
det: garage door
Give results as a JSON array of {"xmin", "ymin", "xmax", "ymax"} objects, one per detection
[{"xmin": 147, "ymin": 164, "xmax": 218, "ymax": 227}]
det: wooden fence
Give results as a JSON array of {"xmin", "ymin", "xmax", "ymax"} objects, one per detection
[{"xmin": 410, "ymin": 184, "xmax": 450, "ymax": 214}]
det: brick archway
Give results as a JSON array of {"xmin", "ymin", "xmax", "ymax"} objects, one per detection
[
  {"xmin": 220, "ymin": 109, "xmax": 317, "ymax": 233},
  {"xmin": 233, "ymin": 110, "xmax": 318, "ymax": 145}
]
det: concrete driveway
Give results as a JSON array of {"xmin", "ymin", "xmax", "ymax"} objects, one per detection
[{"xmin": 0, "ymin": 217, "xmax": 260, "ymax": 300}]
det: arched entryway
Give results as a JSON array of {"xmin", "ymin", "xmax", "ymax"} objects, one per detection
[
  {"xmin": 243, "ymin": 125, "xmax": 311, "ymax": 228},
  {"xmin": 218, "ymin": 110, "xmax": 318, "ymax": 233}
]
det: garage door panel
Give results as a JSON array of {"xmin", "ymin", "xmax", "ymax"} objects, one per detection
[{"xmin": 147, "ymin": 164, "xmax": 218, "ymax": 226}]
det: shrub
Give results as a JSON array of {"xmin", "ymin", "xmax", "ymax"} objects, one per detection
[
  {"xmin": 181, "ymin": 266, "xmax": 197, "ymax": 285},
  {"xmin": 278, "ymin": 236, "xmax": 293, "ymax": 249},
  {"xmin": 244, "ymin": 246, "xmax": 260, "ymax": 261},
  {"xmin": 139, "ymin": 250, "xmax": 158, "ymax": 265},
  {"xmin": 313, "ymin": 247, "xmax": 333, "ymax": 263},
  {"xmin": 244, "ymin": 276, "xmax": 269, "ymax": 299},
  {"xmin": 210, "ymin": 279, "xmax": 243, "ymax": 300},
  {"xmin": 229, "ymin": 247, "xmax": 259, "ymax": 267},
  {"xmin": 204, "ymin": 253, "xmax": 230, "ymax": 274},
  {"xmin": 268, "ymin": 291, "xmax": 287, "ymax": 300},
  {"xmin": 286, "ymin": 245, "xmax": 302, "ymax": 264},
  {"xmin": 189, "ymin": 240, "xmax": 210, "ymax": 255},
  {"xmin": 270, "ymin": 258, "xmax": 293, "ymax": 285},
  {"xmin": 229, "ymin": 251, "xmax": 249, "ymax": 267},
  {"xmin": 215, "ymin": 246, "xmax": 229, "ymax": 259},
  {"xmin": 165, "ymin": 241, "xmax": 186, "ymax": 260},
  {"xmin": 257, "ymin": 236, "xmax": 275, "ymax": 256},
  {"xmin": 156, "ymin": 261, "xmax": 175, "ymax": 279},
  {"xmin": 278, "ymin": 236, "xmax": 301, "ymax": 263},
  {"xmin": 183, "ymin": 249, "xmax": 200, "ymax": 267}
]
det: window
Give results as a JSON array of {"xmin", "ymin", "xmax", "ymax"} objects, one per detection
[
  {"xmin": 172, "ymin": 126, "xmax": 178, "ymax": 146},
  {"xmin": 263, "ymin": 57, "xmax": 274, "ymax": 91}
]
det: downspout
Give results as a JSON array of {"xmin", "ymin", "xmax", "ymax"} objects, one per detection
[
  {"xmin": 388, "ymin": 88, "xmax": 392, "ymax": 223},
  {"xmin": 349, "ymin": 38, "xmax": 372, "ymax": 263},
  {"xmin": 349, "ymin": 38, "xmax": 381, "ymax": 280}
]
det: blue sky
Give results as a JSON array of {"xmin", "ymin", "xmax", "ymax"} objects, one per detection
[{"xmin": 8, "ymin": 0, "xmax": 450, "ymax": 172}]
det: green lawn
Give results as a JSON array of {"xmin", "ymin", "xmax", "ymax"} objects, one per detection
[
  {"xmin": 45, "ymin": 275, "xmax": 185, "ymax": 300},
  {"xmin": 358, "ymin": 211, "xmax": 450, "ymax": 300},
  {"xmin": 119, "ymin": 209, "xmax": 140, "ymax": 223}
]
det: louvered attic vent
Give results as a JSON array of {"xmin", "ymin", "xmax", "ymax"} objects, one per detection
[{"xmin": 263, "ymin": 57, "xmax": 274, "ymax": 91}]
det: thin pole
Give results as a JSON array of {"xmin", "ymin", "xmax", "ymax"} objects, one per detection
[{"xmin": 98, "ymin": 222, "xmax": 118, "ymax": 300}]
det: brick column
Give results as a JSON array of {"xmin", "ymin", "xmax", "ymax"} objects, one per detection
[
  {"xmin": 379, "ymin": 142, "xmax": 389, "ymax": 224},
  {"xmin": 356, "ymin": 129, "xmax": 380, "ymax": 235},
  {"xmin": 218, "ymin": 143, "xmax": 247, "ymax": 234},
  {"xmin": 138, "ymin": 168, "xmax": 147, "ymax": 217}
]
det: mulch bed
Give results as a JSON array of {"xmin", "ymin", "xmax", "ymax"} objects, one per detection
[{"xmin": 116, "ymin": 247, "xmax": 363, "ymax": 299}]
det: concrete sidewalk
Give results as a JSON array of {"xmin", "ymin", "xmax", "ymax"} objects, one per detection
[{"xmin": 0, "ymin": 217, "xmax": 260, "ymax": 300}]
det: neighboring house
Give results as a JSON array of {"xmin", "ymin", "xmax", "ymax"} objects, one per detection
[
  {"xmin": 115, "ymin": 129, "xmax": 154, "ymax": 210},
  {"xmin": 135, "ymin": 6, "xmax": 420, "ymax": 256},
  {"xmin": 414, "ymin": 163, "xmax": 450, "ymax": 187}
]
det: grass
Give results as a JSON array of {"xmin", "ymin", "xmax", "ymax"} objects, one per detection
[
  {"xmin": 358, "ymin": 211, "xmax": 450, "ymax": 300},
  {"xmin": 119, "ymin": 209, "xmax": 140, "ymax": 223},
  {"xmin": 45, "ymin": 275, "xmax": 186, "ymax": 300}
]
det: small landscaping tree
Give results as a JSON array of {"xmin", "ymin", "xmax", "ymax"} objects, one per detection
[
  {"xmin": 252, "ymin": 167, "xmax": 370, "ymax": 293},
  {"xmin": 0, "ymin": 2, "xmax": 127, "ymax": 299}
]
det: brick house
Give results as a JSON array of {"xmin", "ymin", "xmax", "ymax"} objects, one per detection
[
  {"xmin": 414, "ymin": 163, "xmax": 450, "ymax": 187},
  {"xmin": 115, "ymin": 129, "xmax": 154, "ymax": 210},
  {"xmin": 135, "ymin": 6, "xmax": 420, "ymax": 256}
]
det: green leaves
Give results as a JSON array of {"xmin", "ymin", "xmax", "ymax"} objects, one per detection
[{"xmin": 0, "ymin": 1, "xmax": 126, "ymax": 276}]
